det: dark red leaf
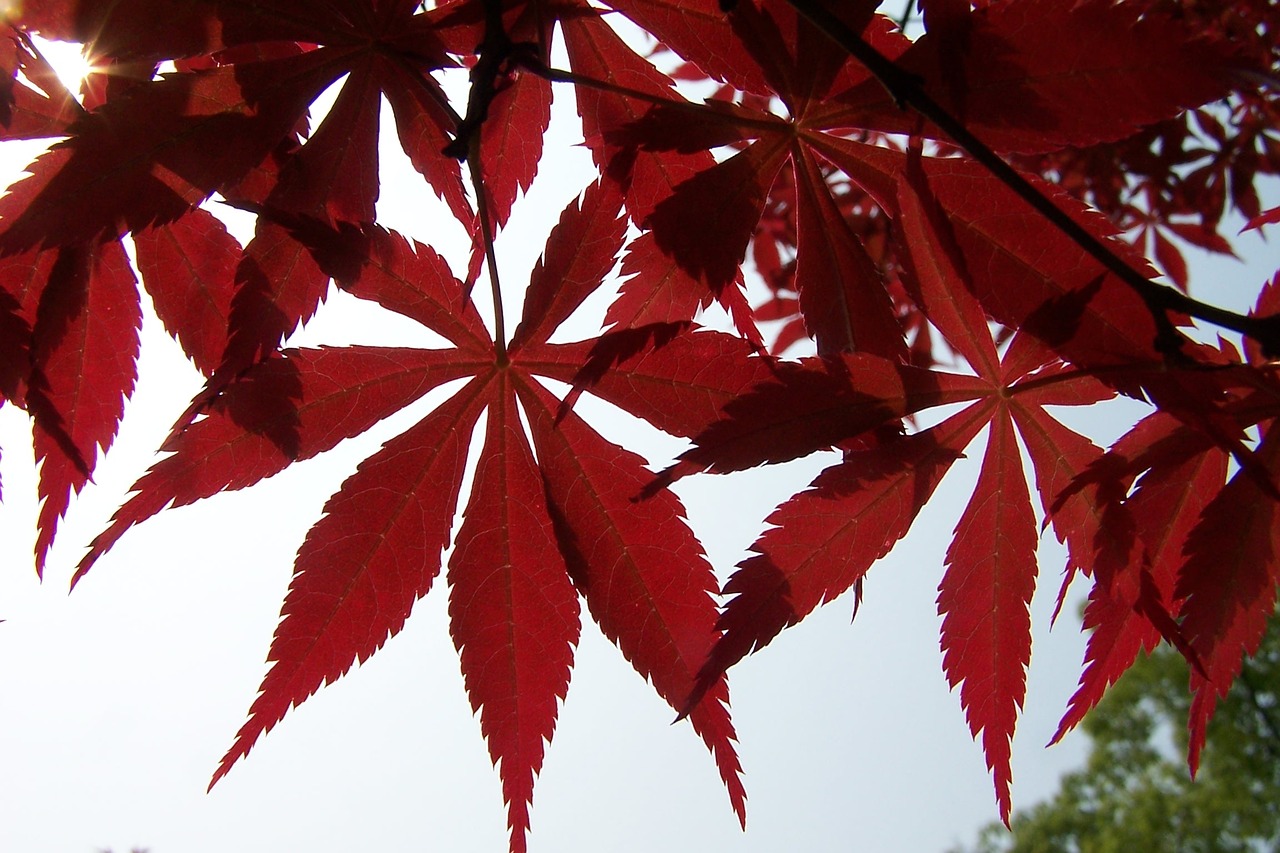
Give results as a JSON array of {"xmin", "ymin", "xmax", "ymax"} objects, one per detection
[
  {"xmin": 833, "ymin": 0, "xmax": 1241, "ymax": 154},
  {"xmin": 1244, "ymin": 205, "xmax": 1280, "ymax": 233},
  {"xmin": 0, "ymin": 53, "xmax": 344, "ymax": 253},
  {"xmin": 909, "ymin": 157, "xmax": 1167, "ymax": 375},
  {"xmin": 894, "ymin": 149, "xmax": 999, "ymax": 376},
  {"xmin": 695, "ymin": 401, "xmax": 991, "ymax": 707},
  {"xmin": 330, "ymin": 225, "xmax": 490, "ymax": 351},
  {"xmin": 607, "ymin": 98, "xmax": 780, "ymax": 156},
  {"xmin": 645, "ymin": 137, "xmax": 790, "ymax": 305},
  {"xmin": 133, "ymin": 208, "xmax": 240, "ymax": 377},
  {"xmin": 522, "ymin": 326, "xmax": 777, "ymax": 439},
  {"xmin": 561, "ymin": 5, "xmax": 697, "ymax": 212},
  {"xmin": 448, "ymin": 384, "xmax": 579, "ymax": 853},
  {"xmin": 479, "ymin": 69, "xmax": 552, "ymax": 230},
  {"xmin": 1152, "ymin": 228, "xmax": 1189, "ymax": 291},
  {"xmin": 606, "ymin": 231, "xmax": 759, "ymax": 341},
  {"xmin": 380, "ymin": 58, "xmax": 474, "ymax": 226},
  {"xmin": 75, "ymin": 346, "xmax": 481, "ymax": 583},
  {"xmin": 654, "ymin": 353, "xmax": 991, "ymax": 489},
  {"xmin": 0, "ymin": 248, "xmax": 58, "ymax": 405},
  {"xmin": 29, "ymin": 240, "xmax": 139, "ymax": 575},
  {"xmin": 518, "ymin": 378, "xmax": 746, "ymax": 825},
  {"xmin": 0, "ymin": 284, "xmax": 29, "ymax": 412},
  {"xmin": 1007, "ymin": 398, "xmax": 1129, "ymax": 616},
  {"xmin": 1166, "ymin": 222, "xmax": 1238, "ymax": 257},
  {"xmin": 1051, "ymin": 431, "xmax": 1226, "ymax": 744},
  {"xmin": 602, "ymin": 0, "xmax": 773, "ymax": 97},
  {"xmin": 793, "ymin": 146, "xmax": 904, "ymax": 358},
  {"xmin": 562, "ymin": 7, "xmax": 762, "ymax": 339},
  {"xmin": 218, "ymin": 219, "xmax": 332, "ymax": 376},
  {"xmin": 724, "ymin": 0, "xmax": 879, "ymax": 115},
  {"xmin": 1177, "ymin": 426, "xmax": 1280, "ymax": 774},
  {"xmin": 212, "ymin": 376, "xmax": 489, "ymax": 787},
  {"xmin": 937, "ymin": 407, "xmax": 1038, "ymax": 825},
  {"xmin": 509, "ymin": 179, "xmax": 627, "ymax": 351},
  {"xmin": 268, "ymin": 62, "xmax": 382, "ymax": 225}
]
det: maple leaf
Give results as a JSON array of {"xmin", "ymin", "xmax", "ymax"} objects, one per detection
[
  {"xmin": 559, "ymin": 4, "xmax": 762, "ymax": 338},
  {"xmin": 0, "ymin": 238, "xmax": 140, "ymax": 573},
  {"xmin": 938, "ymin": 407, "xmax": 1038, "ymax": 824},
  {"xmin": 0, "ymin": 54, "xmax": 337, "ymax": 253},
  {"xmin": 592, "ymin": 0, "xmax": 1253, "ymax": 413},
  {"xmin": 448, "ymin": 385, "xmax": 581, "ymax": 850},
  {"xmin": 76, "ymin": 182, "xmax": 754, "ymax": 853},
  {"xmin": 671, "ymin": 314, "xmax": 1124, "ymax": 819},
  {"xmin": 28, "ymin": 241, "xmax": 140, "ymax": 574},
  {"xmin": 1177, "ymin": 424, "xmax": 1280, "ymax": 774},
  {"xmin": 676, "ymin": 149, "xmax": 1216, "ymax": 820},
  {"xmin": 1049, "ymin": 413, "xmax": 1225, "ymax": 745},
  {"xmin": 132, "ymin": 208, "xmax": 240, "ymax": 377}
]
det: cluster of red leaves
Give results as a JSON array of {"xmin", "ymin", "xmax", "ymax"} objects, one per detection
[
  {"xmin": 2, "ymin": 1, "xmax": 1279, "ymax": 850},
  {"xmin": 751, "ymin": 0, "xmax": 1280, "ymax": 351},
  {"xmin": 1016, "ymin": 0, "xmax": 1280, "ymax": 289}
]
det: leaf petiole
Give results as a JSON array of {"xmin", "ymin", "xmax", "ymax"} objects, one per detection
[{"xmin": 465, "ymin": 132, "xmax": 506, "ymax": 362}]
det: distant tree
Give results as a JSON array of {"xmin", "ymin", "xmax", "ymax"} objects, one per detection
[{"xmin": 961, "ymin": 606, "xmax": 1280, "ymax": 853}]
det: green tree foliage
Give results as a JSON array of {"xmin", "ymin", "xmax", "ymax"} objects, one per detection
[{"xmin": 963, "ymin": 608, "xmax": 1280, "ymax": 853}]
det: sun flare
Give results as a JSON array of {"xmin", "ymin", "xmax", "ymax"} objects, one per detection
[{"xmin": 32, "ymin": 37, "xmax": 96, "ymax": 96}]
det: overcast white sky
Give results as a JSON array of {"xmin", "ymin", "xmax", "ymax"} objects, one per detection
[{"xmin": 0, "ymin": 30, "xmax": 1276, "ymax": 853}]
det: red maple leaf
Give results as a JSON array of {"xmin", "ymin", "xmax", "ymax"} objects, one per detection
[
  {"xmin": 673, "ymin": 148, "xmax": 1247, "ymax": 822},
  {"xmin": 74, "ymin": 180, "xmax": 757, "ymax": 853}
]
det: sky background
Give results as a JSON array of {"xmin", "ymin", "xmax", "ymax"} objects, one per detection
[{"xmin": 0, "ymin": 26, "xmax": 1277, "ymax": 853}]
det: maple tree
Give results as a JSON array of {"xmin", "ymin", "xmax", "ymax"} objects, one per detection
[{"xmin": 1, "ymin": 0, "xmax": 1278, "ymax": 850}]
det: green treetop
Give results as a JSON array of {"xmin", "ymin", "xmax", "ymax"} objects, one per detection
[{"xmin": 963, "ymin": 607, "xmax": 1280, "ymax": 853}]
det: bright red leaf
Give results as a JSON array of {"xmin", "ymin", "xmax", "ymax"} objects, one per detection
[
  {"xmin": 448, "ymin": 384, "xmax": 580, "ymax": 853},
  {"xmin": 937, "ymin": 407, "xmax": 1038, "ymax": 825},
  {"xmin": 211, "ymin": 373, "xmax": 489, "ymax": 785}
]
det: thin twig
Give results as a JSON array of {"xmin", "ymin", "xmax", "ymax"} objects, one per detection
[
  {"xmin": 466, "ymin": 130, "xmax": 506, "ymax": 361},
  {"xmin": 520, "ymin": 58, "xmax": 790, "ymax": 138},
  {"xmin": 441, "ymin": 0, "xmax": 509, "ymax": 357},
  {"xmin": 443, "ymin": 0, "xmax": 537, "ymax": 160}
]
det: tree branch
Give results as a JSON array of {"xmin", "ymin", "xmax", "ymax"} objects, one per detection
[{"xmin": 443, "ymin": 0, "xmax": 537, "ymax": 161}]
